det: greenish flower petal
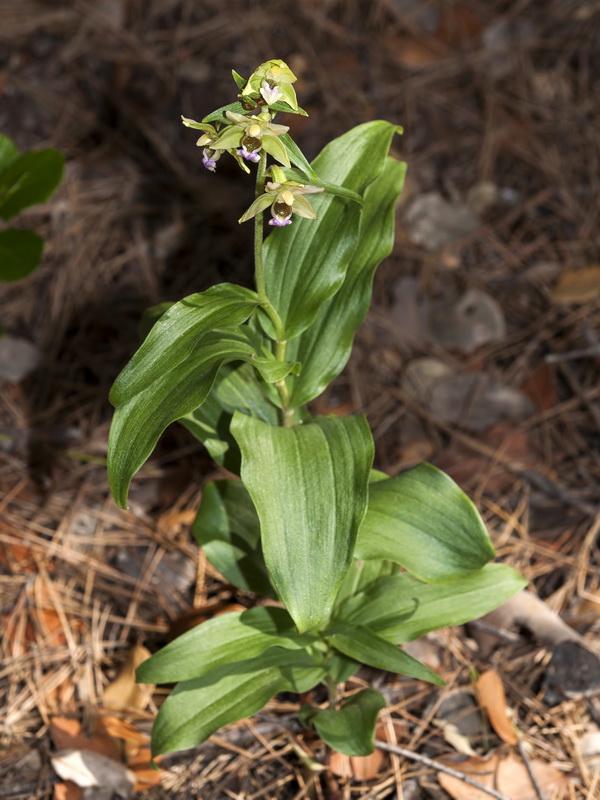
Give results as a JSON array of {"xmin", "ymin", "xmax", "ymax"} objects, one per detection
[
  {"xmin": 261, "ymin": 135, "xmax": 291, "ymax": 167},
  {"xmin": 238, "ymin": 193, "xmax": 275, "ymax": 223},
  {"xmin": 290, "ymin": 194, "xmax": 318, "ymax": 219}
]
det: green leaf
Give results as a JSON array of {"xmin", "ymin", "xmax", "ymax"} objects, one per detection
[
  {"xmin": 137, "ymin": 606, "xmax": 313, "ymax": 684},
  {"xmin": 109, "ymin": 284, "xmax": 258, "ymax": 406},
  {"xmin": 355, "ymin": 463, "xmax": 495, "ymax": 582},
  {"xmin": 336, "ymin": 563, "xmax": 527, "ymax": 643},
  {"xmin": 0, "ymin": 148, "xmax": 64, "ymax": 221},
  {"xmin": 0, "ymin": 135, "xmax": 19, "ymax": 172},
  {"xmin": 179, "ymin": 362, "xmax": 280, "ymax": 473},
  {"xmin": 326, "ymin": 652, "xmax": 361, "ymax": 685},
  {"xmin": 202, "ymin": 101, "xmax": 308, "ymax": 124},
  {"xmin": 263, "ymin": 121, "xmax": 400, "ymax": 341},
  {"xmin": 108, "ymin": 327, "xmax": 296, "ymax": 508},
  {"xmin": 286, "ymin": 157, "xmax": 406, "ymax": 406},
  {"xmin": 138, "ymin": 301, "xmax": 174, "ymax": 340},
  {"xmin": 301, "ymin": 689, "xmax": 386, "ymax": 756},
  {"xmin": 231, "ymin": 413, "xmax": 374, "ymax": 632},
  {"xmin": 325, "ymin": 622, "xmax": 445, "ymax": 686},
  {"xmin": 333, "ymin": 558, "xmax": 399, "ymax": 612},
  {"xmin": 151, "ymin": 646, "xmax": 324, "ymax": 756},
  {"xmin": 193, "ymin": 479, "xmax": 275, "ymax": 596},
  {"xmin": 231, "ymin": 69, "xmax": 247, "ymax": 90},
  {"xmin": 0, "ymin": 228, "xmax": 44, "ymax": 282}
]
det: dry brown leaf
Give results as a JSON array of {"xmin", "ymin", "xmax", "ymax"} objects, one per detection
[
  {"xmin": 156, "ymin": 508, "xmax": 196, "ymax": 535},
  {"xmin": 475, "ymin": 670, "xmax": 518, "ymax": 745},
  {"xmin": 385, "ymin": 34, "xmax": 449, "ymax": 68},
  {"xmin": 521, "ymin": 362, "xmax": 557, "ymax": 412},
  {"xmin": 127, "ymin": 747, "xmax": 164, "ymax": 791},
  {"xmin": 550, "ymin": 266, "xmax": 600, "ymax": 303},
  {"xmin": 103, "ymin": 643, "xmax": 153, "ymax": 712},
  {"xmin": 53, "ymin": 782, "xmax": 82, "ymax": 800},
  {"xmin": 49, "ymin": 717, "xmax": 122, "ymax": 762},
  {"xmin": 327, "ymin": 748, "xmax": 386, "ymax": 781},
  {"xmin": 496, "ymin": 753, "xmax": 569, "ymax": 799},
  {"xmin": 51, "ymin": 749, "xmax": 136, "ymax": 794},
  {"xmin": 438, "ymin": 753, "xmax": 499, "ymax": 800}
]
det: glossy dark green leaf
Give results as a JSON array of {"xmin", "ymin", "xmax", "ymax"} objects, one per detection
[
  {"xmin": 0, "ymin": 135, "xmax": 19, "ymax": 172},
  {"xmin": 151, "ymin": 646, "xmax": 324, "ymax": 756},
  {"xmin": 301, "ymin": 689, "xmax": 386, "ymax": 756},
  {"xmin": 108, "ymin": 327, "xmax": 297, "ymax": 507},
  {"xmin": 325, "ymin": 622, "xmax": 445, "ymax": 686},
  {"xmin": 0, "ymin": 148, "xmax": 64, "ymax": 220},
  {"xmin": 109, "ymin": 284, "xmax": 258, "ymax": 407},
  {"xmin": 355, "ymin": 463, "xmax": 495, "ymax": 582},
  {"xmin": 137, "ymin": 606, "xmax": 313, "ymax": 684},
  {"xmin": 336, "ymin": 563, "xmax": 527, "ymax": 643},
  {"xmin": 286, "ymin": 157, "xmax": 406, "ymax": 406},
  {"xmin": 231, "ymin": 413, "xmax": 374, "ymax": 632},
  {"xmin": 263, "ymin": 121, "xmax": 400, "ymax": 341},
  {"xmin": 193, "ymin": 479, "xmax": 275, "ymax": 596},
  {"xmin": 0, "ymin": 228, "xmax": 44, "ymax": 282}
]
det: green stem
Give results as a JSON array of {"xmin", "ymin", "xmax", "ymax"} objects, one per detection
[{"xmin": 253, "ymin": 150, "xmax": 294, "ymax": 427}]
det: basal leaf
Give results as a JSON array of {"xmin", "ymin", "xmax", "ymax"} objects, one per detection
[
  {"xmin": 325, "ymin": 622, "xmax": 445, "ymax": 686},
  {"xmin": 193, "ymin": 479, "xmax": 275, "ymax": 596},
  {"xmin": 231, "ymin": 413, "xmax": 374, "ymax": 632},
  {"xmin": 137, "ymin": 606, "xmax": 312, "ymax": 684},
  {"xmin": 0, "ymin": 228, "xmax": 44, "ymax": 282},
  {"xmin": 302, "ymin": 689, "xmax": 386, "ymax": 756},
  {"xmin": 151, "ymin": 646, "xmax": 324, "ymax": 756},
  {"xmin": 0, "ymin": 148, "xmax": 64, "ymax": 221},
  {"xmin": 109, "ymin": 284, "xmax": 258, "ymax": 406},
  {"xmin": 355, "ymin": 463, "xmax": 495, "ymax": 582},
  {"xmin": 287, "ymin": 157, "xmax": 406, "ymax": 406},
  {"xmin": 263, "ymin": 121, "xmax": 400, "ymax": 341},
  {"xmin": 336, "ymin": 563, "xmax": 527, "ymax": 643}
]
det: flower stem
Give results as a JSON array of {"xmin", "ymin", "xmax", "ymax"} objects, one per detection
[{"xmin": 253, "ymin": 151, "xmax": 294, "ymax": 427}]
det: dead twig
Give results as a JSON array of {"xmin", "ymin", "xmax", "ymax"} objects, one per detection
[
  {"xmin": 374, "ymin": 740, "xmax": 513, "ymax": 800},
  {"xmin": 517, "ymin": 739, "xmax": 545, "ymax": 800}
]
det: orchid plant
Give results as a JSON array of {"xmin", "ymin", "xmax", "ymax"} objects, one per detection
[{"xmin": 107, "ymin": 60, "xmax": 525, "ymax": 760}]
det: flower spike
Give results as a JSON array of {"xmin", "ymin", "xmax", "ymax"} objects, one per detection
[{"xmin": 239, "ymin": 179, "xmax": 324, "ymax": 226}]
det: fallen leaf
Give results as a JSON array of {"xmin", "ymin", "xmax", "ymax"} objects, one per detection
[
  {"xmin": 495, "ymin": 753, "xmax": 569, "ymax": 799},
  {"xmin": 327, "ymin": 748, "xmax": 385, "ymax": 781},
  {"xmin": 480, "ymin": 591, "xmax": 583, "ymax": 647},
  {"xmin": 521, "ymin": 363, "xmax": 558, "ymax": 412},
  {"xmin": 385, "ymin": 34, "xmax": 449, "ymax": 68},
  {"xmin": 0, "ymin": 334, "xmax": 42, "ymax": 382},
  {"xmin": 49, "ymin": 717, "xmax": 122, "ymax": 762},
  {"xmin": 156, "ymin": 508, "xmax": 196, "ymax": 535},
  {"xmin": 53, "ymin": 782, "xmax": 82, "ymax": 800},
  {"xmin": 438, "ymin": 753, "xmax": 499, "ymax": 800},
  {"xmin": 51, "ymin": 749, "xmax": 135, "ymax": 795},
  {"xmin": 550, "ymin": 267, "xmax": 600, "ymax": 303},
  {"xmin": 475, "ymin": 670, "xmax": 518, "ymax": 745},
  {"xmin": 95, "ymin": 716, "xmax": 149, "ymax": 760},
  {"xmin": 404, "ymin": 192, "xmax": 479, "ymax": 251},
  {"xmin": 429, "ymin": 288, "xmax": 506, "ymax": 354},
  {"xmin": 103, "ymin": 644, "xmax": 153, "ymax": 712},
  {"xmin": 127, "ymin": 747, "xmax": 163, "ymax": 791}
]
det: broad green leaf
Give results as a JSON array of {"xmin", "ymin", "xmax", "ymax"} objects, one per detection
[
  {"xmin": 137, "ymin": 606, "xmax": 313, "ymax": 683},
  {"xmin": 326, "ymin": 652, "xmax": 361, "ymax": 685},
  {"xmin": 301, "ymin": 689, "xmax": 386, "ymax": 756},
  {"xmin": 0, "ymin": 228, "xmax": 44, "ymax": 282},
  {"xmin": 325, "ymin": 622, "xmax": 445, "ymax": 686},
  {"xmin": 151, "ymin": 646, "xmax": 324, "ymax": 756},
  {"xmin": 138, "ymin": 301, "xmax": 174, "ymax": 340},
  {"xmin": 109, "ymin": 284, "xmax": 258, "ymax": 406},
  {"xmin": 108, "ymin": 327, "xmax": 297, "ymax": 507},
  {"xmin": 179, "ymin": 362, "xmax": 280, "ymax": 473},
  {"xmin": 333, "ymin": 558, "xmax": 399, "ymax": 612},
  {"xmin": 287, "ymin": 157, "xmax": 406, "ymax": 406},
  {"xmin": 263, "ymin": 121, "xmax": 400, "ymax": 341},
  {"xmin": 0, "ymin": 135, "xmax": 19, "ymax": 172},
  {"xmin": 336, "ymin": 563, "xmax": 527, "ymax": 643},
  {"xmin": 231, "ymin": 413, "xmax": 374, "ymax": 632},
  {"xmin": 0, "ymin": 148, "xmax": 64, "ymax": 220},
  {"xmin": 193, "ymin": 479, "xmax": 275, "ymax": 596},
  {"xmin": 355, "ymin": 463, "xmax": 495, "ymax": 582}
]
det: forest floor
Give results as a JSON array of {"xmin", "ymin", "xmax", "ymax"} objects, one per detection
[{"xmin": 0, "ymin": 1, "xmax": 599, "ymax": 798}]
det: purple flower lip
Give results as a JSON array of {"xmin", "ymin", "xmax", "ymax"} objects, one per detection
[
  {"xmin": 269, "ymin": 216, "xmax": 292, "ymax": 227},
  {"xmin": 237, "ymin": 145, "xmax": 261, "ymax": 163},
  {"xmin": 202, "ymin": 148, "xmax": 218, "ymax": 172}
]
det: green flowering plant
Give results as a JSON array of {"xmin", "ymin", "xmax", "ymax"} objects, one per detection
[{"xmin": 107, "ymin": 60, "xmax": 525, "ymax": 760}]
